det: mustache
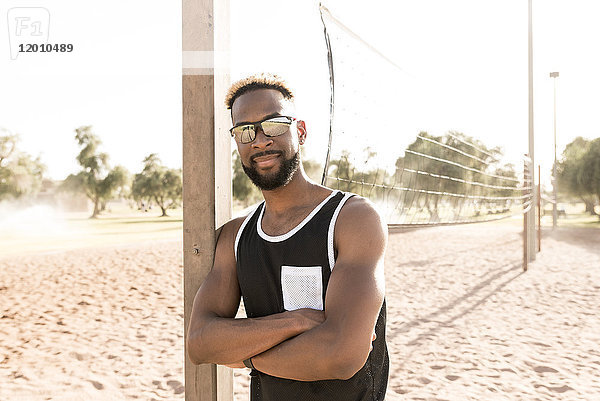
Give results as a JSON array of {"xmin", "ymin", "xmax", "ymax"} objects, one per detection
[{"xmin": 250, "ymin": 150, "xmax": 283, "ymax": 162}]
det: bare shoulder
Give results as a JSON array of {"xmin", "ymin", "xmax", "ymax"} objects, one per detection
[
  {"xmin": 217, "ymin": 215, "xmax": 246, "ymax": 241},
  {"xmin": 215, "ymin": 212, "xmax": 253, "ymax": 258},
  {"xmin": 337, "ymin": 195, "xmax": 386, "ymax": 233},
  {"xmin": 334, "ymin": 195, "xmax": 387, "ymax": 252},
  {"xmin": 215, "ymin": 211, "xmax": 253, "ymax": 263}
]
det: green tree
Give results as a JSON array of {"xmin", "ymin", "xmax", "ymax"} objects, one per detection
[
  {"xmin": 578, "ymin": 137, "xmax": 600, "ymax": 217},
  {"xmin": 326, "ymin": 148, "xmax": 390, "ymax": 202},
  {"xmin": 299, "ymin": 147, "xmax": 324, "ymax": 183},
  {"xmin": 396, "ymin": 131, "xmax": 510, "ymax": 221},
  {"xmin": 232, "ymin": 151, "xmax": 262, "ymax": 206},
  {"xmin": 60, "ymin": 126, "xmax": 129, "ymax": 218},
  {"xmin": 302, "ymin": 159, "xmax": 324, "ymax": 184},
  {"xmin": 0, "ymin": 130, "xmax": 45, "ymax": 201},
  {"xmin": 131, "ymin": 153, "xmax": 182, "ymax": 217},
  {"xmin": 557, "ymin": 137, "xmax": 597, "ymax": 215}
]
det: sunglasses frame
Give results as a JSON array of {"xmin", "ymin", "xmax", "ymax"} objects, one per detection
[{"xmin": 230, "ymin": 115, "xmax": 297, "ymax": 144}]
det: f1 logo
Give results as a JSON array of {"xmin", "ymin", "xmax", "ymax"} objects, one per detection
[{"xmin": 7, "ymin": 7, "xmax": 50, "ymax": 60}]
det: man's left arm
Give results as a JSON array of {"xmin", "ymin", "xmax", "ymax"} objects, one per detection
[{"xmin": 250, "ymin": 197, "xmax": 387, "ymax": 381}]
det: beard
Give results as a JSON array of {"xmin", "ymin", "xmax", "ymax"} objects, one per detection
[{"xmin": 242, "ymin": 150, "xmax": 300, "ymax": 191}]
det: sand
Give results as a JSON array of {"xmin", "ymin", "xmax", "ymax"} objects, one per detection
[{"xmin": 1, "ymin": 224, "xmax": 599, "ymax": 400}]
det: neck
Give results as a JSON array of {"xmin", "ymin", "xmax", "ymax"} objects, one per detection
[{"xmin": 260, "ymin": 166, "xmax": 323, "ymax": 215}]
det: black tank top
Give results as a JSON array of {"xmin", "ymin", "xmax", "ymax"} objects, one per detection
[{"xmin": 235, "ymin": 190, "xmax": 389, "ymax": 401}]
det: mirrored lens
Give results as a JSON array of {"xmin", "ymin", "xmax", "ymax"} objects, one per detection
[
  {"xmin": 261, "ymin": 122, "xmax": 288, "ymax": 137},
  {"xmin": 231, "ymin": 117, "xmax": 292, "ymax": 144},
  {"xmin": 261, "ymin": 119, "xmax": 291, "ymax": 138},
  {"xmin": 240, "ymin": 126, "xmax": 255, "ymax": 143}
]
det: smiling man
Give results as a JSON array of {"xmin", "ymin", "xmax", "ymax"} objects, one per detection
[{"xmin": 186, "ymin": 74, "xmax": 389, "ymax": 400}]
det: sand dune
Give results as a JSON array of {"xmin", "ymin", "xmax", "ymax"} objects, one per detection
[{"xmin": 1, "ymin": 225, "xmax": 599, "ymax": 400}]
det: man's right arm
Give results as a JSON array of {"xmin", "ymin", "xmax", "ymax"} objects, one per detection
[{"xmin": 186, "ymin": 216, "xmax": 324, "ymax": 366}]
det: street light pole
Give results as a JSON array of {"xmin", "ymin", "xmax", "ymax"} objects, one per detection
[
  {"xmin": 550, "ymin": 71, "xmax": 559, "ymax": 229},
  {"xmin": 526, "ymin": 0, "xmax": 536, "ymax": 263}
]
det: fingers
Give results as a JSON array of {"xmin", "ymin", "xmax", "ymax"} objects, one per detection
[{"xmin": 369, "ymin": 331, "xmax": 377, "ymax": 353}]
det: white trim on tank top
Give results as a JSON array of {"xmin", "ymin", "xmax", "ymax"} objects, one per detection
[
  {"xmin": 234, "ymin": 203, "xmax": 263, "ymax": 261},
  {"xmin": 256, "ymin": 190, "xmax": 339, "ymax": 243},
  {"xmin": 327, "ymin": 192, "xmax": 354, "ymax": 271}
]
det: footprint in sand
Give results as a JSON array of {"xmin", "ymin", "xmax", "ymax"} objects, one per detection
[
  {"xmin": 167, "ymin": 380, "xmax": 185, "ymax": 394},
  {"xmin": 69, "ymin": 351, "xmax": 88, "ymax": 361},
  {"xmin": 89, "ymin": 380, "xmax": 104, "ymax": 390},
  {"xmin": 392, "ymin": 385, "xmax": 408, "ymax": 394},
  {"xmin": 152, "ymin": 380, "xmax": 166, "ymax": 390},
  {"xmin": 534, "ymin": 384, "xmax": 574, "ymax": 393},
  {"xmin": 533, "ymin": 366, "xmax": 559, "ymax": 374}
]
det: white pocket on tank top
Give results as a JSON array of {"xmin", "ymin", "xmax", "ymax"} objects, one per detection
[{"xmin": 281, "ymin": 265, "xmax": 323, "ymax": 311}]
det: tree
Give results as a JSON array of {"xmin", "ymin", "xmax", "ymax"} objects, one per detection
[
  {"xmin": 397, "ymin": 131, "xmax": 508, "ymax": 221},
  {"xmin": 59, "ymin": 126, "xmax": 129, "ymax": 218},
  {"xmin": 556, "ymin": 137, "xmax": 597, "ymax": 215},
  {"xmin": 0, "ymin": 130, "xmax": 45, "ymax": 201},
  {"xmin": 326, "ymin": 148, "xmax": 390, "ymax": 202},
  {"xmin": 578, "ymin": 137, "xmax": 600, "ymax": 218},
  {"xmin": 232, "ymin": 151, "xmax": 262, "ymax": 206},
  {"xmin": 131, "ymin": 153, "xmax": 182, "ymax": 217},
  {"xmin": 299, "ymin": 147, "xmax": 324, "ymax": 183}
]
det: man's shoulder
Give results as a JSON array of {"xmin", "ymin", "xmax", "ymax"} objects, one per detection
[
  {"xmin": 335, "ymin": 194, "xmax": 386, "ymax": 238},
  {"xmin": 217, "ymin": 204, "xmax": 262, "ymax": 244},
  {"xmin": 339, "ymin": 194, "xmax": 383, "ymax": 219}
]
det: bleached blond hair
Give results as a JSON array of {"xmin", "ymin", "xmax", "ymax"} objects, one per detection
[{"xmin": 225, "ymin": 73, "xmax": 294, "ymax": 110}]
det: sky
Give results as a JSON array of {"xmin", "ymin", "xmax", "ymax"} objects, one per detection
[{"xmin": 1, "ymin": 0, "xmax": 599, "ymax": 190}]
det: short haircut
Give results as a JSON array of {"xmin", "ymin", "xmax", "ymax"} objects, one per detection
[{"xmin": 225, "ymin": 73, "xmax": 294, "ymax": 110}]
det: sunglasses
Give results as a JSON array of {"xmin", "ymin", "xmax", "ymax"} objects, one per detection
[{"xmin": 230, "ymin": 115, "xmax": 296, "ymax": 144}]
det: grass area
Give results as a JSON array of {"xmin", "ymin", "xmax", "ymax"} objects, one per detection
[
  {"xmin": 0, "ymin": 203, "xmax": 182, "ymax": 257},
  {"xmin": 2, "ymin": 199, "xmax": 596, "ymax": 258},
  {"xmin": 383, "ymin": 202, "xmax": 600, "ymax": 230},
  {"xmin": 540, "ymin": 202, "xmax": 600, "ymax": 228}
]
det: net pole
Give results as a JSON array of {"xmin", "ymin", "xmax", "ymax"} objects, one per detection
[
  {"xmin": 319, "ymin": 4, "xmax": 335, "ymax": 186},
  {"xmin": 523, "ymin": 158, "xmax": 528, "ymax": 271},
  {"xmin": 182, "ymin": 0, "xmax": 232, "ymax": 400},
  {"xmin": 537, "ymin": 164, "xmax": 541, "ymax": 252}
]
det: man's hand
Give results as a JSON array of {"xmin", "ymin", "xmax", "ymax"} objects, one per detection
[
  {"xmin": 370, "ymin": 331, "xmax": 376, "ymax": 352},
  {"xmin": 293, "ymin": 308, "xmax": 326, "ymax": 331},
  {"xmin": 225, "ymin": 361, "xmax": 245, "ymax": 369},
  {"xmin": 225, "ymin": 328, "xmax": 375, "ymax": 369},
  {"xmin": 220, "ymin": 308, "xmax": 325, "ymax": 369}
]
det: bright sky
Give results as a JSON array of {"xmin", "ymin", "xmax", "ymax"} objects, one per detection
[{"xmin": 1, "ymin": 0, "xmax": 599, "ymax": 190}]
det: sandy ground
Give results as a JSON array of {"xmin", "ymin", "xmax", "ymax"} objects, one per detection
[{"xmin": 1, "ymin": 224, "xmax": 599, "ymax": 400}]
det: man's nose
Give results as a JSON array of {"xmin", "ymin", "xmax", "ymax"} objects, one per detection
[{"xmin": 251, "ymin": 127, "xmax": 273, "ymax": 148}]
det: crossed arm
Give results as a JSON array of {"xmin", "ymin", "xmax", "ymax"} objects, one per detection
[{"xmin": 186, "ymin": 197, "xmax": 387, "ymax": 381}]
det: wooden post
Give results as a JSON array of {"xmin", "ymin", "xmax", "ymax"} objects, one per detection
[
  {"xmin": 537, "ymin": 164, "xmax": 541, "ymax": 252},
  {"xmin": 182, "ymin": 0, "xmax": 231, "ymax": 400}
]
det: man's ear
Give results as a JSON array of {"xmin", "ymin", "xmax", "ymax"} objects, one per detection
[{"xmin": 297, "ymin": 120, "xmax": 307, "ymax": 145}]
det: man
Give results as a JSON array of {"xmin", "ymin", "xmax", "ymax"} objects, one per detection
[{"xmin": 187, "ymin": 74, "xmax": 389, "ymax": 400}]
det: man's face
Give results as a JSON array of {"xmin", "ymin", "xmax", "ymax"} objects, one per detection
[{"xmin": 231, "ymin": 89, "xmax": 306, "ymax": 191}]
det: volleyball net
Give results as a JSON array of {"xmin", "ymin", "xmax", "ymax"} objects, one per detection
[{"xmin": 318, "ymin": 5, "xmax": 533, "ymax": 227}]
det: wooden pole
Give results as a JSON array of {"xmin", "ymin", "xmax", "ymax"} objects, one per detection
[
  {"xmin": 537, "ymin": 164, "xmax": 541, "ymax": 252},
  {"xmin": 182, "ymin": 0, "xmax": 231, "ymax": 400}
]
